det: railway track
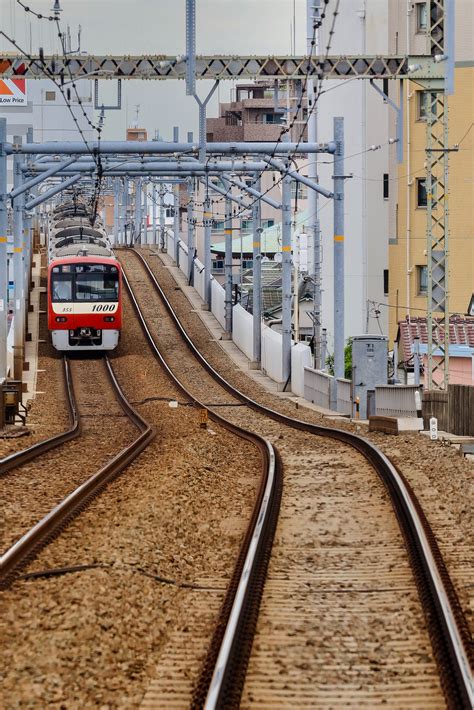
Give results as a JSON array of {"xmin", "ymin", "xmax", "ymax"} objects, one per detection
[
  {"xmin": 0, "ymin": 357, "xmax": 80, "ymax": 476},
  {"xmin": 0, "ymin": 355, "xmax": 155, "ymax": 589},
  {"xmin": 121, "ymin": 248, "xmax": 473, "ymax": 710}
]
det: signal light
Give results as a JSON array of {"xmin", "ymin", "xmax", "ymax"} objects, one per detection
[
  {"xmin": 55, "ymin": 316, "xmax": 68, "ymax": 323},
  {"xmin": 103, "ymin": 316, "xmax": 115, "ymax": 322}
]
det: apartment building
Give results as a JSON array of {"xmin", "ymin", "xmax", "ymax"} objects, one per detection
[{"xmin": 387, "ymin": 0, "xmax": 474, "ymax": 343}]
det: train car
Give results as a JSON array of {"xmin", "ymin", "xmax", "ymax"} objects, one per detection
[{"xmin": 47, "ymin": 202, "xmax": 122, "ymax": 351}]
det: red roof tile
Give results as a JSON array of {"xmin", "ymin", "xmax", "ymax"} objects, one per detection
[{"xmin": 396, "ymin": 316, "xmax": 474, "ymax": 362}]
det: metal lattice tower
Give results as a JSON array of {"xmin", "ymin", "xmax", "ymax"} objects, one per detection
[{"xmin": 425, "ymin": 0, "xmax": 451, "ymax": 389}]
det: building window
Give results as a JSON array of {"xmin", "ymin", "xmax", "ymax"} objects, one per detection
[
  {"xmin": 45, "ymin": 90, "xmax": 56, "ymax": 101},
  {"xmin": 212, "ymin": 259, "xmax": 224, "ymax": 273},
  {"xmin": 417, "ymin": 265, "xmax": 428, "ymax": 294},
  {"xmin": 291, "ymin": 181, "xmax": 305, "ymax": 200},
  {"xmin": 383, "ymin": 269, "xmax": 389, "ymax": 296},
  {"xmin": 383, "ymin": 173, "xmax": 389, "ymax": 200},
  {"xmin": 417, "ymin": 178, "xmax": 427, "ymax": 207},
  {"xmin": 417, "ymin": 91, "xmax": 440, "ymax": 121},
  {"xmin": 242, "ymin": 258, "xmax": 253, "ymax": 270},
  {"xmin": 212, "ymin": 220, "xmax": 225, "ymax": 232},
  {"xmin": 165, "ymin": 207, "xmax": 174, "ymax": 218},
  {"xmin": 416, "ymin": 2, "xmax": 428, "ymax": 32},
  {"xmin": 241, "ymin": 220, "xmax": 253, "ymax": 232},
  {"xmin": 262, "ymin": 219, "xmax": 275, "ymax": 230},
  {"xmin": 263, "ymin": 113, "xmax": 283, "ymax": 124}
]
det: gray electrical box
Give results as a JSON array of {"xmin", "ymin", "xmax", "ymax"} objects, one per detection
[{"xmin": 351, "ymin": 335, "xmax": 388, "ymax": 419}]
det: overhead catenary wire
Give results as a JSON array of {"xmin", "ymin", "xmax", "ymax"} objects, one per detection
[{"xmin": 8, "ymin": 1, "xmax": 105, "ymax": 223}]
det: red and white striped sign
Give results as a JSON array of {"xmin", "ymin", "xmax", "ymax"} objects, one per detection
[{"xmin": 0, "ymin": 78, "xmax": 27, "ymax": 105}]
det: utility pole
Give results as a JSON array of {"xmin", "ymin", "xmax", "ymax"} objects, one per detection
[
  {"xmin": 173, "ymin": 183, "xmax": 180, "ymax": 265},
  {"xmin": 224, "ymin": 195, "xmax": 233, "ymax": 338},
  {"xmin": 187, "ymin": 179, "xmax": 194, "ymax": 284},
  {"xmin": 333, "ymin": 117, "xmax": 345, "ymax": 381},
  {"xmin": 13, "ymin": 137, "xmax": 25, "ymax": 382},
  {"xmin": 203, "ymin": 192, "xmax": 212, "ymax": 308},
  {"xmin": 142, "ymin": 182, "xmax": 148, "ymax": 244},
  {"xmin": 123, "ymin": 178, "xmax": 128, "ymax": 246},
  {"xmin": 0, "ymin": 118, "xmax": 7, "ymax": 380},
  {"xmin": 113, "ymin": 178, "xmax": 120, "ymax": 246},
  {"xmin": 281, "ymin": 157, "xmax": 292, "ymax": 388},
  {"xmin": 307, "ymin": 0, "xmax": 322, "ymax": 369},
  {"xmin": 159, "ymin": 186, "xmax": 165, "ymax": 252},
  {"xmin": 152, "ymin": 182, "xmax": 157, "ymax": 245},
  {"xmin": 252, "ymin": 172, "xmax": 262, "ymax": 368},
  {"xmin": 134, "ymin": 178, "xmax": 142, "ymax": 244}
]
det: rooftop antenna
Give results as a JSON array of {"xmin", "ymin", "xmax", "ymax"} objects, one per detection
[{"xmin": 133, "ymin": 104, "xmax": 140, "ymax": 128}]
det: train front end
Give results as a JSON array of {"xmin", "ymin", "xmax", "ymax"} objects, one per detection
[{"xmin": 48, "ymin": 257, "xmax": 122, "ymax": 351}]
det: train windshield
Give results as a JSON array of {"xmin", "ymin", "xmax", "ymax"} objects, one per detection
[{"xmin": 51, "ymin": 264, "xmax": 119, "ymax": 302}]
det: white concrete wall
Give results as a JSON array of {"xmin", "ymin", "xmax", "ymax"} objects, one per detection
[
  {"xmin": 211, "ymin": 279, "xmax": 225, "ymax": 329},
  {"xmin": 291, "ymin": 343, "xmax": 312, "ymax": 397},
  {"xmin": 261, "ymin": 325, "xmax": 284, "ymax": 385},
  {"xmin": 193, "ymin": 258, "xmax": 206, "ymax": 301},
  {"xmin": 233, "ymin": 304, "xmax": 254, "ymax": 361},
  {"xmin": 178, "ymin": 241, "xmax": 188, "ymax": 277},
  {"xmin": 304, "ymin": 367, "xmax": 333, "ymax": 409}
]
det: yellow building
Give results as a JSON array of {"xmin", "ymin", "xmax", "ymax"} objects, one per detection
[{"xmin": 388, "ymin": 2, "xmax": 474, "ymax": 344}]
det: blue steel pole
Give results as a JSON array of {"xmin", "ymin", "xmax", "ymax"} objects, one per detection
[{"xmin": 0, "ymin": 118, "xmax": 8, "ymax": 379}]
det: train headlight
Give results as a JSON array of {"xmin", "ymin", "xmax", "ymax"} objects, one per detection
[
  {"xmin": 55, "ymin": 316, "xmax": 68, "ymax": 323},
  {"xmin": 103, "ymin": 316, "xmax": 115, "ymax": 322}
]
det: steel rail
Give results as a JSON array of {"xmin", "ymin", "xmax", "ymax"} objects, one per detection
[
  {"xmin": 122, "ymin": 265, "xmax": 281, "ymax": 708},
  {"xmin": 0, "ymin": 356, "xmax": 80, "ymax": 476},
  {"xmin": 0, "ymin": 356, "xmax": 155, "ymax": 589},
  {"xmin": 125, "ymin": 248, "xmax": 473, "ymax": 710}
]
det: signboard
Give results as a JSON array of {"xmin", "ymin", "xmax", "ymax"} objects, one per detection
[{"xmin": 0, "ymin": 78, "xmax": 27, "ymax": 105}]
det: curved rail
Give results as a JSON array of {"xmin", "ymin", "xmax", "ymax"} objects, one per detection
[
  {"xmin": 0, "ymin": 357, "xmax": 81, "ymax": 476},
  {"xmin": 125, "ymin": 248, "xmax": 473, "ymax": 710},
  {"xmin": 122, "ymin": 265, "xmax": 282, "ymax": 708},
  {"xmin": 0, "ymin": 356, "xmax": 155, "ymax": 589}
]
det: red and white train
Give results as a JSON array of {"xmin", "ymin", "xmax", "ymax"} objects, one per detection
[{"xmin": 47, "ymin": 200, "xmax": 122, "ymax": 351}]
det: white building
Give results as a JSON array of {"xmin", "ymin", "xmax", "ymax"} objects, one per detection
[{"xmin": 1, "ymin": 78, "xmax": 94, "ymax": 189}]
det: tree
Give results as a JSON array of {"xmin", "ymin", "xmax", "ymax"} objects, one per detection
[{"xmin": 325, "ymin": 338, "xmax": 353, "ymax": 379}]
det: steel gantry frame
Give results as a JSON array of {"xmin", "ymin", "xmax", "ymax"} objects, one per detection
[
  {"xmin": 0, "ymin": 0, "xmax": 452, "ymax": 389},
  {"xmin": 422, "ymin": 0, "xmax": 453, "ymax": 390},
  {"xmin": 0, "ymin": 54, "xmax": 433, "ymax": 82}
]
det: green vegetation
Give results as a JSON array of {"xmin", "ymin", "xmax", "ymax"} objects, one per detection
[{"xmin": 326, "ymin": 338, "xmax": 353, "ymax": 379}]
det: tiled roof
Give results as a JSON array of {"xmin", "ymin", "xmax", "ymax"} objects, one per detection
[
  {"xmin": 396, "ymin": 316, "xmax": 474, "ymax": 362},
  {"xmin": 240, "ymin": 265, "xmax": 314, "ymax": 316}
]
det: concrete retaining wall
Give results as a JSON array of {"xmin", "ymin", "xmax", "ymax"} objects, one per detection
[
  {"xmin": 375, "ymin": 384, "xmax": 421, "ymax": 417},
  {"xmin": 304, "ymin": 367, "xmax": 333, "ymax": 409},
  {"xmin": 336, "ymin": 378, "xmax": 352, "ymax": 415},
  {"xmin": 261, "ymin": 326, "xmax": 284, "ymax": 385},
  {"xmin": 233, "ymin": 305, "xmax": 254, "ymax": 361},
  {"xmin": 211, "ymin": 279, "xmax": 225, "ymax": 329},
  {"xmin": 291, "ymin": 343, "xmax": 312, "ymax": 397}
]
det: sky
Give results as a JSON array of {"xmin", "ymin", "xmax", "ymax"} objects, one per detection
[{"xmin": 0, "ymin": 0, "xmax": 308, "ymax": 140}]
